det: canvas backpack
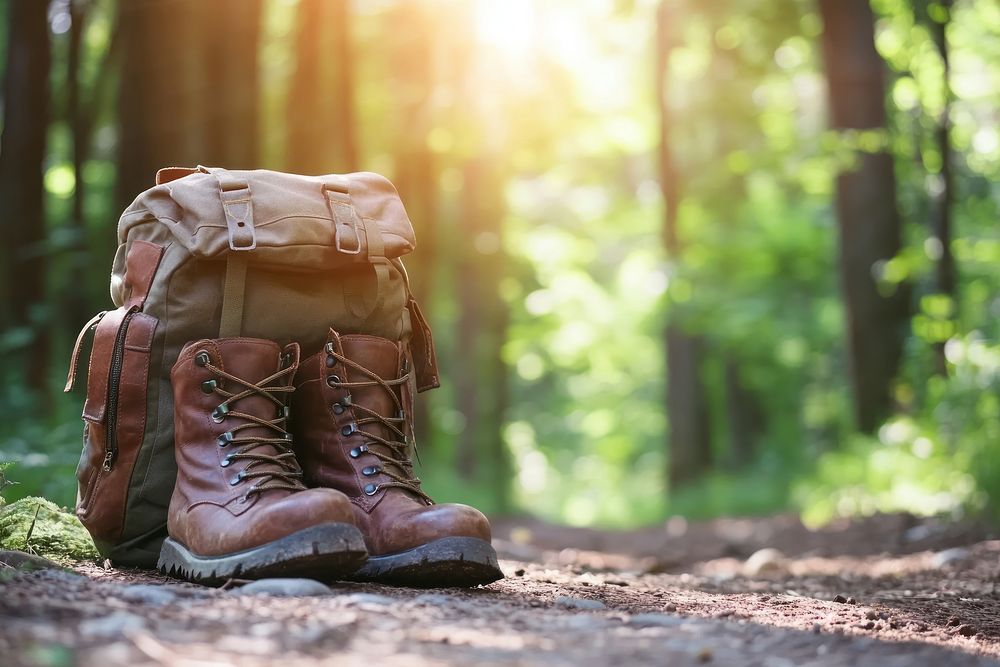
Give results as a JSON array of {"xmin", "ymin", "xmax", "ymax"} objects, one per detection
[{"xmin": 64, "ymin": 166, "xmax": 440, "ymax": 567}]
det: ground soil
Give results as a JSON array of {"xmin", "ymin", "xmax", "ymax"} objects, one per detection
[{"xmin": 3, "ymin": 512, "xmax": 1000, "ymax": 666}]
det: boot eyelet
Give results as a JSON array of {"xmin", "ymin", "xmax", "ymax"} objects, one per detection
[
  {"xmin": 349, "ymin": 444, "xmax": 368, "ymax": 458},
  {"xmin": 277, "ymin": 405, "xmax": 290, "ymax": 419},
  {"xmin": 363, "ymin": 483, "xmax": 379, "ymax": 496},
  {"xmin": 324, "ymin": 342, "xmax": 335, "ymax": 355},
  {"xmin": 201, "ymin": 379, "xmax": 217, "ymax": 394},
  {"xmin": 212, "ymin": 404, "xmax": 229, "ymax": 422},
  {"xmin": 221, "ymin": 455, "xmax": 233, "ymax": 468},
  {"xmin": 341, "ymin": 423, "xmax": 356, "ymax": 437},
  {"xmin": 342, "ymin": 395, "xmax": 352, "ymax": 406},
  {"xmin": 362, "ymin": 466, "xmax": 380, "ymax": 476},
  {"xmin": 195, "ymin": 351, "xmax": 210, "ymax": 367},
  {"xmin": 325, "ymin": 355, "xmax": 336, "ymax": 368},
  {"xmin": 218, "ymin": 431, "xmax": 234, "ymax": 447},
  {"xmin": 229, "ymin": 472, "xmax": 244, "ymax": 486},
  {"xmin": 332, "ymin": 402, "xmax": 346, "ymax": 415},
  {"xmin": 326, "ymin": 374, "xmax": 341, "ymax": 388}
]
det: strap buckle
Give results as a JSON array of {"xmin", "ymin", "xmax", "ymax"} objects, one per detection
[{"xmin": 322, "ymin": 180, "xmax": 362, "ymax": 255}]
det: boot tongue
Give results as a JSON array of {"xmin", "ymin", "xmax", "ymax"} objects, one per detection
[
  {"xmin": 213, "ymin": 339, "xmax": 286, "ymax": 441},
  {"xmin": 339, "ymin": 335, "xmax": 404, "ymax": 453}
]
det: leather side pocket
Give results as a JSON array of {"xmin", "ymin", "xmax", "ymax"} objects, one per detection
[{"xmin": 76, "ymin": 307, "xmax": 158, "ymax": 547}]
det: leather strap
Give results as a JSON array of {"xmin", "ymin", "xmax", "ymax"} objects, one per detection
[
  {"xmin": 407, "ymin": 297, "xmax": 440, "ymax": 392},
  {"xmin": 219, "ymin": 253, "xmax": 248, "ymax": 337},
  {"xmin": 321, "ymin": 177, "xmax": 362, "ymax": 255},
  {"xmin": 343, "ymin": 217, "xmax": 390, "ymax": 324},
  {"xmin": 123, "ymin": 240, "xmax": 164, "ymax": 309},
  {"xmin": 154, "ymin": 166, "xmax": 199, "ymax": 185},
  {"xmin": 200, "ymin": 166, "xmax": 255, "ymax": 337},
  {"xmin": 64, "ymin": 310, "xmax": 108, "ymax": 392}
]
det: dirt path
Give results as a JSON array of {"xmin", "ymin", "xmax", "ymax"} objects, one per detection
[{"xmin": 2, "ymin": 513, "xmax": 1000, "ymax": 666}]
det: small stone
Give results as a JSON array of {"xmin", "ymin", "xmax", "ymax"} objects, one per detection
[
  {"xmin": 630, "ymin": 613, "xmax": 684, "ymax": 628},
  {"xmin": 957, "ymin": 624, "xmax": 978, "ymax": 637},
  {"xmin": 605, "ymin": 579, "xmax": 629, "ymax": 587},
  {"xmin": 846, "ymin": 597, "xmax": 857, "ymax": 605},
  {"xmin": 0, "ymin": 550, "xmax": 66, "ymax": 572},
  {"xmin": 931, "ymin": 548, "xmax": 971, "ymax": 568},
  {"xmin": 554, "ymin": 596, "xmax": 606, "ymax": 610},
  {"xmin": 664, "ymin": 603, "xmax": 678, "ymax": 612},
  {"xmin": 914, "ymin": 623, "xmax": 929, "ymax": 632},
  {"xmin": 514, "ymin": 568, "xmax": 526, "ymax": 577},
  {"xmin": 833, "ymin": 594, "xmax": 848, "ymax": 604},
  {"xmin": 864, "ymin": 610, "xmax": 878, "ymax": 620},
  {"xmin": 339, "ymin": 592, "xmax": 395, "ymax": 606},
  {"xmin": 412, "ymin": 593, "xmax": 454, "ymax": 606},
  {"xmin": 119, "ymin": 584, "xmax": 177, "ymax": 606},
  {"xmin": 855, "ymin": 621, "xmax": 875, "ymax": 630},
  {"xmin": 743, "ymin": 548, "xmax": 785, "ymax": 577},
  {"xmin": 236, "ymin": 578, "xmax": 331, "ymax": 597},
  {"xmin": 79, "ymin": 612, "xmax": 145, "ymax": 639}
]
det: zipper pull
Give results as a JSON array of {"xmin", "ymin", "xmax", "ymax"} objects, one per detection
[
  {"xmin": 64, "ymin": 311, "xmax": 108, "ymax": 392},
  {"xmin": 102, "ymin": 450, "xmax": 115, "ymax": 472}
]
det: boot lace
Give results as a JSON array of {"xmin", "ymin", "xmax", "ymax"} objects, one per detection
[
  {"xmin": 200, "ymin": 353, "xmax": 305, "ymax": 497},
  {"xmin": 326, "ymin": 343, "xmax": 432, "ymax": 505}
]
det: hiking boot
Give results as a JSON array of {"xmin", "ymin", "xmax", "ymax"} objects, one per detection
[
  {"xmin": 158, "ymin": 338, "xmax": 367, "ymax": 584},
  {"xmin": 292, "ymin": 329, "xmax": 503, "ymax": 587}
]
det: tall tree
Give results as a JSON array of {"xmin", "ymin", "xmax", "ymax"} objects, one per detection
[
  {"xmin": 819, "ymin": 0, "xmax": 910, "ymax": 431},
  {"xmin": 198, "ymin": 0, "xmax": 262, "ymax": 168},
  {"xmin": 286, "ymin": 0, "xmax": 356, "ymax": 174},
  {"xmin": 0, "ymin": 0, "xmax": 52, "ymax": 393},
  {"xmin": 117, "ymin": 0, "xmax": 202, "ymax": 207},
  {"xmin": 656, "ymin": 0, "xmax": 712, "ymax": 489}
]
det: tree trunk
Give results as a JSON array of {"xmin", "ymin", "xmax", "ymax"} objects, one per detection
[
  {"xmin": 198, "ymin": 0, "xmax": 261, "ymax": 168},
  {"xmin": 117, "ymin": 0, "xmax": 202, "ymax": 208},
  {"xmin": 819, "ymin": 0, "xmax": 910, "ymax": 432},
  {"xmin": 286, "ymin": 0, "xmax": 357, "ymax": 175},
  {"xmin": 454, "ymin": 157, "xmax": 509, "ymax": 501},
  {"xmin": 0, "ymin": 0, "xmax": 52, "ymax": 394},
  {"xmin": 657, "ymin": 0, "xmax": 712, "ymax": 489},
  {"xmin": 927, "ymin": 0, "xmax": 955, "ymax": 375},
  {"xmin": 66, "ymin": 0, "xmax": 89, "ymax": 331}
]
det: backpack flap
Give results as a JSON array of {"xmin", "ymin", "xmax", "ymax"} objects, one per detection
[{"xmin": 127, "ymin": 167, "xmax": 416, "ymax": 270}]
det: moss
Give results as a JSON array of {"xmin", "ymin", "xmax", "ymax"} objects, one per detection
[{"xmin": 0, "ymin": 497, "xmax": 99, "ymax": 561}]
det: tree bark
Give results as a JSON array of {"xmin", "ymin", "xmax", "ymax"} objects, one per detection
[
  {"xmin": 0, "ymin": 0, "xmax": 52, "ymax": 394},
  {"xmin": 198, "ymin": 0, "xmax": 261, "ymax": 168},
  {"xmin": 67, "ymin": 0, "xmax": 89, "ymax": 330},
  {"xmin": 657, "ymin": 0, "xmax": 713, "ymax": 489},
  {"xmin": 819, "ymin": 0, "xmax": 910, "ymax": 432},
  {"xmin": 926, "ymin": 0, "xmax": 955, "ymax": 375},
  {"xmin": 287, "ymin": 0, "xmax": 357, "ymax": 175},
  {"xmin": 117, "ymin": 0, "xmax": 202, "ymax": 208}
]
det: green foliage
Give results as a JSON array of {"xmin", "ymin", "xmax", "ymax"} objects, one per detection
[
  {"xmin": 0, "ymin": 497, "xmax": 99, "ymax": 561},
  {"xmin": 1, "ymin": 0, "xmax": 998, "ymax": 532}
]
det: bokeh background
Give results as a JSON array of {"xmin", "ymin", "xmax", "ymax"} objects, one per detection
[{"xmin": 0, "ymin": 0, "xmax": 997, "ymax": 530}]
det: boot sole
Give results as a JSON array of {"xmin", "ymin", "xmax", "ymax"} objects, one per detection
[
  {"xmin": 350, "ymin": 536, "xmax": 504, "ymax": 588},
  {"xmin": 157, "ymin": 522, "xmax": 368, "ymax": 585}
]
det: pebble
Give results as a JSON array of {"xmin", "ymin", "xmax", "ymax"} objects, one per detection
[
  {"xmin": 554, "ymin": 596, "xmax": 606, "ymax": 610},
  {"xmin": 79, "ymin": 612, "xmax": 145, "ymax": 639},
  {"xmin": 412, "ymin": 593, "xmax": 454, "ymax": 606},
  {"xmin": 743, "ymin": 548, "xmax": 786, "ymax": 577},
  {"xmin": 339, "ymin": 592, "xmax": 396, "ymax": 607},
  {"xmin": 931, "ymin": 547, "xmax": 971, "ymax": 568},
  {"xmin": 833, "ymin": 594, "xmax": 848, "ymax": 604},
  {"xmin": 629, "ymin": 613, "xmax": 685, "ymax": 628},
  {"xmin": 118, "ymin": 584, "xmax": 177, "ymax": 606},
  {"xmin": 514, "ymin": 568, "xmax": 526, "ymax": 577},
  {"xmin": 957, "ymin": 624, "xmax": 978, "ymax": 637},
  {"xmin": 0, "ymin": 550, "xmax": 65, "ymax": 572},
  {"xmin": 235, "ymin": 578, "xmax": 332, "ymax": 597}
]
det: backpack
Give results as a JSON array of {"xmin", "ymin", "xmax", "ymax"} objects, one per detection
[{"xmin": 64, "ymin": 166, "xmax": 439, "ymax": 567}]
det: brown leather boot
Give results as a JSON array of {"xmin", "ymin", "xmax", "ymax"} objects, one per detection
[
  {"xmin": 158, "ymin": 338, "xmax": 368, "ymax": 584},
  {"xmin": 292, "ymin": 329, "xmax": 503, "ymax": 587}
]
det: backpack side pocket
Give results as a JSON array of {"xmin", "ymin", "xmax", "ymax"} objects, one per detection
[{"xmin": 76, "ymin": 307, "xmax": 158, "ymax": 549}]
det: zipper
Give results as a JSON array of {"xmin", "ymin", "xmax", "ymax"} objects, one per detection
[{"xmin": 103, "ymin": 306, "xmax": 139, "ymax": 471}]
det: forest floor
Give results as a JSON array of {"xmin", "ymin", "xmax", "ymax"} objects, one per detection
[{"xmin": 3, "ymin": 512, "xmax": 1000, "ymax": 666}]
